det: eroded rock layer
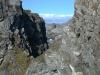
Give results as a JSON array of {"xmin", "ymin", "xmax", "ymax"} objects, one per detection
[{"xmin": 0, "ymin": 0, "xmax": 48, "ymax": 74}]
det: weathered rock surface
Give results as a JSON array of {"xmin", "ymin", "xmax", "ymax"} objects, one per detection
[
  {"xmin": 46, "ymin": 24, "xmax": 63, "ymax": 44},
  {"xmin": 0, "ymin": 0, "xmax": 100, "ymax": 75},
  {"xmin": 64, "ymin": 0, "xmax": 100, "ymax": 75},
  {"xmin": 26, "ymin": 0, "xmax": 100, "ymax": 75},
  {"xmin": 0, "ymin": 0, "xmax": 48, "ymax": 75}
]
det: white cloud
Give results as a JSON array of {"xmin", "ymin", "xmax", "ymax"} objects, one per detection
[{"xmin": 40, "ymin": 13, "xmax": 73, "ymax": 19}]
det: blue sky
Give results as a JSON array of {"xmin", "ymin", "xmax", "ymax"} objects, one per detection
[
  {"xmin": 22, "ymin": 0, "xmax": 74, "ymax": 23},
  {"xmin": 22, "ymin": 0, "xmax": 74, "ymax": 15}
]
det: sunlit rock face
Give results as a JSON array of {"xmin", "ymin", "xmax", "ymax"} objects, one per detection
[
  {"xmin": 61, "ymin": 0, "xmax": 100, "ymax": 75},
  {"xmin": 9, "ymin": 0, "xmax": 21, "ymax": 6}
]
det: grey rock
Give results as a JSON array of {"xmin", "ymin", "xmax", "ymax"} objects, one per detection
[
  {"xmin": 26, "ymin": 0, "xmax": 100, "ymax": 75},
  {"xmin": 0, "ymin": 0, "xmax": 100, "ymax": 75},
  {"xmin": 0, "ymin": 0, "xmax": 48, "ymax": 75}
]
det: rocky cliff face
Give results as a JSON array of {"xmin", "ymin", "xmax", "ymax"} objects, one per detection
[
  {"xmin": 61, "ymin": 0, "xmax": 100, "ymax": 75},
  {"xmin": 0, "ymin": 0, "xmax": 48, "ymax": 75},
  {"xmin": 65, "ymin": 0, "xmax": 100, "ymax": 75},
  {"xmin": 0, "ymin": 0, "xmax": 100, "ymax": 75}
]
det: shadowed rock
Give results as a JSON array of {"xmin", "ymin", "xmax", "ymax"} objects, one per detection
[
  {"xmin": 0, "ymin": 0, "xmax": 48, "ymax": 59},
  {"xmin": 10, "ymin": 12, "xmax": 49, "ymax": 58}
]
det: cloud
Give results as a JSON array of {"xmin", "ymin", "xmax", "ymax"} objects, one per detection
[
  {"xmin": 40, "ymin": 13, "xmax": 73, "ymax": 19},
  {"xmin": 39, "ymin": 13, "xmax": 73, "ymax": 24}
]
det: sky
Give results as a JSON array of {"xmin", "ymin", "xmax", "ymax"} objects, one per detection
[{"xmin": 22, "ymin": 0, "xmax": 75, "ymax": 23}]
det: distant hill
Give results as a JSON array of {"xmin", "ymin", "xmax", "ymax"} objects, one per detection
[{"xmin": 40, "ymin": 14, "xmax": 73, "ymax": 24}]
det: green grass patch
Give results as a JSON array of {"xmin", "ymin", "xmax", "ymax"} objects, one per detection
[
  {"xmin": 34, "ymin": 53, "xmax": 45, "ymax": 64},
  {"xmin": 13, "ymin": 47, "xmax": 31, "ymax": 75},
  {"xmin": 0, "ymin": 47, "xmax": 31, "ymax": 75}
]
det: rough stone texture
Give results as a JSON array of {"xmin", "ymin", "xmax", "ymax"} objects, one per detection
[
  {"xmin": 0, "ymin": 0, "xmax": 100, "ymax": 75},
  {"xmin": 67, "ymin": 0, "xmax": 100, "ymax": 75},
  {"xmin": 59, "ymin": 0, "xmax": 100, "ymax": 75},
  {"xmin": 0, "ymin": 0, "xmax": 48, "ymax": 75}
]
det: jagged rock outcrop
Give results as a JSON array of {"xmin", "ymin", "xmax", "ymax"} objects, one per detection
[
  {"xmin": 62, "ymin": 0, "xmax": 100, "ymax": 75},
  {"xmin": 0, "ymin": 0, "xmax": 48, "ymax": 74},
  {"xmin": 59, "ymin": 0, "xmax": 100, "ymax": 75},
  {"xmin": 10, "ymin": 11, "xmax": 48, "ymax": 57},
  {"xmin": 0, "ymin": 0, "xmax": 48, "ymax": 57}
]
